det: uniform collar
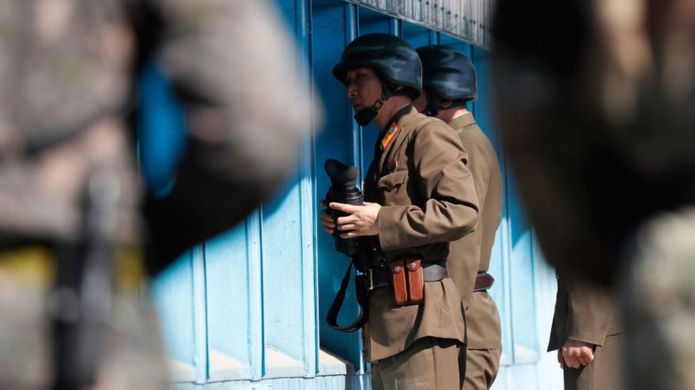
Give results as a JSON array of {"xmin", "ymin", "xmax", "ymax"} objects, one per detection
[
  {"xmin": 379, "ymin": 105, "xmax": 414, "ymax": 151},
  {"xmin": 447, "ymin": 111, "xmax": 476, "ymax": 130}
]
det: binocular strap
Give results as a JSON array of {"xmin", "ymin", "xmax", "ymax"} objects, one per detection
[{"xmin": 326, "ymin": 262, "xmax": 369, "ymax": 332}]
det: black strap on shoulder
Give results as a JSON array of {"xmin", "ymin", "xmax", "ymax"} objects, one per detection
[{"xmin": 326, "ymin": 262, "xmax": 369, "ymax": 332}]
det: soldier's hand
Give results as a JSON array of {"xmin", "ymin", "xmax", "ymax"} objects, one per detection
[
  {"xmin": 329, "ymin": 202, "xmax": 381, "ymax": 238},
  {"xmin": 320, "ymin": 208, "xmax": 335, "ymax": 234},
  {"xmin": 561, "ymin": 339, "xmax": 595, "ymax": 368}
]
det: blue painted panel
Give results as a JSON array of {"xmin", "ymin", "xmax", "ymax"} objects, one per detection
[
  {"xmin": 357, "ymin": 6, "xmax": 393, "ymax": 35},
  {"xmin": 401, "ymin": 20, "xmax": 437, "ymax": 48},
  {"xmin": 204, "ymin": 225, "xmax": 251, "ymax": 369},
  {"xmin": 151, "ymin": 253, "xmax": 196, "ymax": 367},
  {"xmin": 259, "ymin": 0, "xmax": 317, "ymax": 373},
  {"xmin": 312, "ymin": 1, "xmax": 363, "ymax": 367},
  {"xmin": 262, "ymin": 191, "xmax": 305, "ymax": 360},
  {"xmin": 507, "ymin": 174, "xmax": 540, "ymax": 363}
]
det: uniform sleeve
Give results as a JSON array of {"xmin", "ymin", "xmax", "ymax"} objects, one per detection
[
  {"xmin": 459, "ymin": 130, "xmax": 491, "ymax": 208},
  {"xmin": 564, "ymin": 279, "xmax": 615, "ymax": 346},
  {"xmin": 141, "ymin": 0, "xmax": 316, "ymax": 272},
  {"xmin": 377, "ymin": 122, "xmax": 479, "ymax": 251},
  {"xmin": 450, "ymin": 130, "xmax": 489, "ymax": 273}
]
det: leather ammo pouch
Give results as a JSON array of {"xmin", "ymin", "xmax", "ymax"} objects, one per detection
[{"xmin": 389, "ymin": 257, "xmax": 424, "ymax": 305}]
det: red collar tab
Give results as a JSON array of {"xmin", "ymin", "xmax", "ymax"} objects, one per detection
[{"xmin": 380, "ymin": 122, "xmax": 400, "ymax": 151}]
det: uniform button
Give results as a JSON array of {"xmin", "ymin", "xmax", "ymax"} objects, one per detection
[{"xmin": 388, "ymin": 159, "xmax": 398, "ymax": 171}]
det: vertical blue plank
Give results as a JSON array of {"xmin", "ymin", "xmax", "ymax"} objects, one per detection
[
  {"xmin": 401, "ymin": 21, "xmax": 435, "ymax": 48},
  {"xmin": 294, "ymin": 0, "xmax": 320, "ymax": 378},
  {"xmin": 507, "ymin": 173, "xmax": 540, "ymax": 363},
  {"xmin": 357, "ymin": 6, "xmax": 393, "ymax": 35},
  {"xmin": 152, "ymin": 254, "xmax": 196, "ymax": 370},
  {"xmin": 192, "ymin": 246, "xmax": 209, "ymax": 383},
  {"xmin": 264, "ymin": 0, "xmax": 319, "ymax": 378},
  {"xmin": 262, "ymin": 191, "xmax": 304, "ymax": 360},
  {"xmin": 312, "ymin": 0, "xmax": 363, "ymax": 368},
  {"xmin": 272, "ymin": 0, "xmax": 319, "ymax": 378},
  {"xmin": 389, "ymin": 17, "xmax": 401, "ymax": 36},
  {"xmin": 262, "ymin": 0, "xmax": 304, "ymax": 368},
  {"xmin": 204, "ymin": 224, "xmax": 252, "ymax": 380},
  {"xmin": 246, "ymin": 211, "xmax": 265, "ymax": 380}
]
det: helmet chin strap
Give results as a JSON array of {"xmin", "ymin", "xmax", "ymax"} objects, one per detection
[
  {"xmin": 423, "ymin": 90, "xmax": 442, "ymax": 117},
  {"xmin": 354, "ymin": 85, "xmax": 396, "ymax": 126}
]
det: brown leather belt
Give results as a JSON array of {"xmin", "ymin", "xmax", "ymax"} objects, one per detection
[
  {"xmin": 473, "ymin": 272, "xmax": 495, "ymax": 292},
  {"xmin": 364, "ymin": 260, "xmax": 448, "ymax": 292}
]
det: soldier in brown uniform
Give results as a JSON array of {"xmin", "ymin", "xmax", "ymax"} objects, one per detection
[
  {"xmin": 321, "ymin": 33, "xmax": 480, "ymax": 389},
  {"xmin": 548, "ymin": 276, "xmax": 622, "ymax": 390},
  {"xmin": 0, "ymin": 0, "xmax": 311, "ymax": 388},
  {"xmin": 415, "ymin": 45, "xmax": 503, "ymax": 390}
]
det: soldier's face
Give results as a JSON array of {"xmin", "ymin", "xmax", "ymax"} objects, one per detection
[{"xmin": 345, "ymin": 67, "xmax": 383, "ymax": 112}]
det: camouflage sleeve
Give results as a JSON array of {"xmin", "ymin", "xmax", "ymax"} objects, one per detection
[{"xmin": 140, "ymin": 0, "xmax": 316, "ymax": 272}]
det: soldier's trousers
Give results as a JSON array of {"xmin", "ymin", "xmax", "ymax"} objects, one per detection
[
  {"xmin": 462, "ymin": 348, "xmax": 501, "ymax": 390},
  {"xmin": 371, "ymin": 337, "xmax": 464, "ymax": 390},
  {"xmin": 564, "ymin": 334, "xmax": 622, "ymax": 390}
]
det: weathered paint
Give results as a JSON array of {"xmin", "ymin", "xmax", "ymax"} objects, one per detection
[{"xmin": 340, "ymin": 0, "xmax": 493, "ymax": 48}]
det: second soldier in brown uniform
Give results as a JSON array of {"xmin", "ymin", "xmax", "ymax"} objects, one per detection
[
  {"xmin": 321, "ymin": 34, "xmax": 480, "ymax": 389},
  {"xmin": 548, "ymin": 276, "xmax": 622, "ymax": 390},
  {"xmin": 415, "ymin": 45, "xmax": 503, "ymax": 389}
]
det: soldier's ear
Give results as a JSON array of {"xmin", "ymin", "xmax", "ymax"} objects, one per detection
[{"xmin": 440, "ymin": 99, "xmax": 454, "ymax": 109}]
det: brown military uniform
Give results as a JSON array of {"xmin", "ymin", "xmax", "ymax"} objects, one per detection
[
  {"xmin": 447, "ymin": 113, "xmax": 503, "ymax": 389},
  {"xmin": 366, "ymin": 106, "xmax": 479, "ymax": 389},
  {"xmin": 548, "ymin": 277, "xmax": 622, "ymax": 390}
]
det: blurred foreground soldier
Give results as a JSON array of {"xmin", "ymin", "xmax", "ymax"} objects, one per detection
[
  {"xmin": 548, "ymin": 276, "xmax": 622, "ymax": 390},
  {"xmin": 0, "ymin": 0, "xmax": 310, "ymax": 388},
  {"xmin": 492, "ymin": 0, "xmax": 695, "ymax": 389},
  {"xmin": 415, "ymin": 45, "xmax": 503, "ymax": 390},
  {"xmin": 322, "ymin": 33, "xmax": 479, "ymax": 389}
]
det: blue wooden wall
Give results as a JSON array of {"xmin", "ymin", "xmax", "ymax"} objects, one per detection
[{"xmin": 141, "ymin": 1, "xmax": 562, "ymax": 389}]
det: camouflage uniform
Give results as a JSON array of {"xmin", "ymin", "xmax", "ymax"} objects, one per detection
[
  {"xmin": 621, "ymin": 206, "xmax": 695, "ymax": 390},
  {"xmin": 0, "ymin": 0, "xmax": 311, "ymax": 387},
  {"xmin": 491, "ymin": 0, "xmax": 695, "ymax": 388}
]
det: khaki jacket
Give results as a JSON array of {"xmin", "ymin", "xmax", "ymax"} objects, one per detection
[
  {"xmin": 548, "ymin": 276, "xmax": 622, "ymax": 351},
  {"xmin": 448, "ymin": 113, "xmax": 503, "ymax": 350},
  {"xmin": 365, "ymin": 106, "xmax": 479, "ymax": 361}
]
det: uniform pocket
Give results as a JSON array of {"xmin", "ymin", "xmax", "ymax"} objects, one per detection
[{"xmin": 377, "ymin": 170, "xmax": 408, "ymax": 191}]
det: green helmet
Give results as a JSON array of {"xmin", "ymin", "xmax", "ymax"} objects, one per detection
[{"xmin": 333, "ymin": 33, "xmax": 422, "ymax": 100}]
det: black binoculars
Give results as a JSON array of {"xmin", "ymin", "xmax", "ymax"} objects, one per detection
[{"xmin": 323, "ymin": 159, "xmax": 364, "ymax": 257}]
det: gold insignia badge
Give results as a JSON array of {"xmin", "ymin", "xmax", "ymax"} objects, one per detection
[{"xmin": 380, "ymin": 122, "xmax": 400, "ymax": 151}]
